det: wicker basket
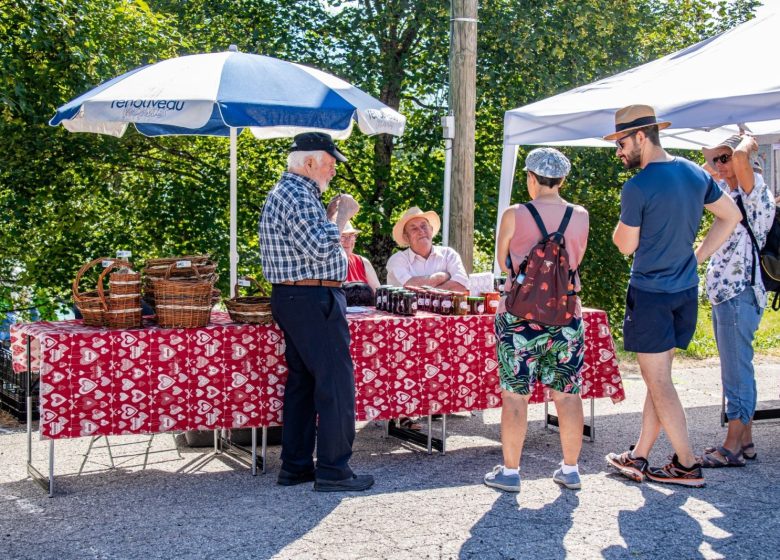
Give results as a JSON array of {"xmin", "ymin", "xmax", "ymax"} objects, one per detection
[
  {"xmin": 104, "ymin": 263, "xmax": 142, "ymax": 329},
  {"xmin": 225, "ymin": 277, "xmax": 273, "ymax": 325},
  {"xmin": 73, "ymin": 258, "xmax": 142, "ymax": 328},
  {"xmin": 150, "ymin": 262, "xmax": 216, "ymax": 328},
  {"xmin": 143, "ymin": 255, "xmax": 216, "ymax": 278},
  {"xmin": 143, "ymin": 257, "xmax": 217, "ymax": 308}
]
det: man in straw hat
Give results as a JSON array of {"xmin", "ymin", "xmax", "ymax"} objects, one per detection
[
  {"xmin": 385, "ymin": 207, "xmax": 469, "ymax": 292},
  {"xmin": 603, "ymin": 105, "xmax": 741, "ymax": 488},
  {"xmin": 259, "ymin": 132, "xmax": 373, "ymax": 492}
]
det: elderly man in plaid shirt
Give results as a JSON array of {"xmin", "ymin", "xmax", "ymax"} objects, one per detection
[{"xmin": 259, "ymin": 132, "xmax": 374, "ymax": 492}]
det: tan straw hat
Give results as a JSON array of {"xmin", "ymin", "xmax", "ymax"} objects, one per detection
[
  {"xmin": 702, "ymin": 135, "xmax": 762, "ymax": 172},
  {"xmin": 392, "ymin": 207, "xmax": 441, "ymax": 247},
  {"xmin": 603, "ymin": 104, "xmax": 671, "ymax": 141},
  {"xmin": 342, "ymin": 221, "xmax": 360, "ymax": 234}
]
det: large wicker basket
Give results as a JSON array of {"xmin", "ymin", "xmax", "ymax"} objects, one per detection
[
  {"xmin": 150, "ymin": 262, "xmax": 216, "ymax": 328},
  {"xmin": 225, "ymin": 277, "xmax": 273, "ymax": 325},
  {"xmin": 73, "ymin": 258, "xmax": 142, "ymax": 328},
  {"xmin": 143, "ymin": 257, "xmax": 217, "ymax": 308}
]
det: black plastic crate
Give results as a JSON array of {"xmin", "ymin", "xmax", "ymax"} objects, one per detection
[{"xmin": 0, "ymin": 347, "xmax": 39, "ymax": 422}]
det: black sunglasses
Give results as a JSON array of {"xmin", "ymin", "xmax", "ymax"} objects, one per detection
[
  {"xmin": 615, "ymin": 130, "xmax": 638, "ymax": 150},
  {"xmin": 712, "ymin": 153, "xmax": 732, "ymax": 165}
]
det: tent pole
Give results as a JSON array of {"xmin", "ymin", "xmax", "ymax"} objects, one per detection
[
  {"xmin": 495, "ymin": 143, "xmax": 518, "ymax": 275},
  {"xmin": 230, "ymin": 127, "xmax": 238, "ymax": 297}
]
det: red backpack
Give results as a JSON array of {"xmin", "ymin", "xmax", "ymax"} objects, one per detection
[{"xmin": 504, "ymin": 203, "xmax": 578, "ymax": 326}]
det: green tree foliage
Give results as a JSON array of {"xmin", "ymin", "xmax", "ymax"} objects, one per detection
[{"xmin": 0, "ymin": 0, "xmax": 760, "ymax": 330}]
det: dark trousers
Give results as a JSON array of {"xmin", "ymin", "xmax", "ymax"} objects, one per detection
[{"xmin": 270, "ymin": 284, "xmax": 355, "ymax": 481}]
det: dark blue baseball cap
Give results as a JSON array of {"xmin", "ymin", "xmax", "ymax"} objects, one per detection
[{"xmin": 289, "ymin": 132, "xmax": 347, "ymax": 162}]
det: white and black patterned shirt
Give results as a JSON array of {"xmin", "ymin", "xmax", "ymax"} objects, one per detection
[
  {"xmin": 705, "ymin": 173, "xmax": 776, "ymax": 307},
  {"xmin": 259, "ymin": 172, "xmax": 347, "ymax": 284}
]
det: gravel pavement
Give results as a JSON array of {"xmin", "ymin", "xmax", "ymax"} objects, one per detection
[{"xmin": 1, "ymin": 357, "xmax": 778, "ymax": 559}]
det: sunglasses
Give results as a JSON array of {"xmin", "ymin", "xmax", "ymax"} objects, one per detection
[
  {"xmin": 615, "ymin": 130, "xmax": 638, "ymax": 150},
  {"xmin": 712, "ymin": 153, "xmax": 732, "ymax": 165}
]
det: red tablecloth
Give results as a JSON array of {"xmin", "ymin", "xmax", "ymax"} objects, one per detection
[{"xmin": 10, "ymin": 309, "xmax": 624, "ymax": 439}]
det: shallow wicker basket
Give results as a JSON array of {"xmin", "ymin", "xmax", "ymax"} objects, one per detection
[
  {"xmin": 150, "ymin": 262, "xmax": 216, "ymax": 328},
  {"xmin": 225, "ymin": 277, "xmax": 273, "ymax": 325},
  {"xmin": 73, "ymin": 258, "xmax": 142, "ymax": 328},
  {"xmin": 143, "ymin": 255, "xmax": 216, "ymax": 278}
]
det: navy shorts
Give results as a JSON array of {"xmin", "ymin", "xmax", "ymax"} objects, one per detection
[{"xmin": 623, "ymin": 285, "xmax": 698, "ymax": 353}]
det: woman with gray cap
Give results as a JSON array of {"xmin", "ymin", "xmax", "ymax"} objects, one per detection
[
  {"xmin": 699, "ymin": 134, "xmax": 776, "ymax": 467},
  {"xmin": 484, "ymin": 147, "xmax": 589, "ymax": 493}
]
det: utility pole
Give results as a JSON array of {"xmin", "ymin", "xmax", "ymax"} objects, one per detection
[{"xmin": 449, "ymin": 0, "xmax": 477, "ymax": 273}]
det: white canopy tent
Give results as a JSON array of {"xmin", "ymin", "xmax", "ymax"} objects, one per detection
[{"xmin": 497, "ymin": 7, "xmax": 780, "ymax": 268}]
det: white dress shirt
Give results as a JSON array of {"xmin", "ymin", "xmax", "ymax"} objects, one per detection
[{"xmin": 385, "ymin": 246, "xmax": 470, "ymax": 289}]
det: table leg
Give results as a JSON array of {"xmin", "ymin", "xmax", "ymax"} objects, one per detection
[
  {"xmin": 25, "ymin": 338, "xmax": 54, "ymax": 496},
  {"xmin": 441, "ymin": 415, "xmax": 447, "ymax": 455},
  {"xmin": 261, "ymin": 427, "xmax": 267, "ymax": 474},
  {"xmin": 251, "ymin": 427, "xmax": 257, "ymax": 476},
  {"xmin": 427, "ymin": 415, "xmax": 432, "ymax": 455}
]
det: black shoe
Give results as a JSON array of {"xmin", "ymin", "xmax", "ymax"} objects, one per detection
[
  {"xmin": 314, "ymin": 474, "xmax": 375, "ymax": 492},
  {"xmin": 646, "ymin": 454, "xmax": 705, "ymax": 488},
  {"xmin": 277, "ymin": 469, "xmax": 316, "ymax": 486}
]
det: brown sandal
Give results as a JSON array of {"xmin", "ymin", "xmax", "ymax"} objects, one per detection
[{"xmin": 700, "ymin": 446, "xmax": 746, "ymax": 468}]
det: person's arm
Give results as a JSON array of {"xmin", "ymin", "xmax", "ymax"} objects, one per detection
[
  {"xmin": 731, "ymin": 135, "xmax": 757, "ymax": 195},
  {"xmin": 287, "ymin": 189, "xmax": 341, "ymax": 260},
  {"xmin": 435, "ymin": 248, "xmax": 469, "ymax": 292},
  {"xmin": 612, "ymin": 222, "xmax": 640, "ymax": 255},
  {"xmin": 695, "ymin": 194, "xmax": 741, "ymax": 264},
  {"xmin": 361, "ymin": 256, "xmax": 381, "ymax": 291},
  {"xmin": 613, "ymin": 182, "xmax": 642, "ymax": 256},
  {"xmin": 403, "ymin": 271, "xmax": 451, "ymax": 288},
  {"xmin": 495, "ymin": 206, "xmax": 516, "ymax": 274}
]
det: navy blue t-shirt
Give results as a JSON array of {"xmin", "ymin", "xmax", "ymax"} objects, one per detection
[{"xmin": 620, "ymin": 157, "xmax": 722, "ymax": 293}]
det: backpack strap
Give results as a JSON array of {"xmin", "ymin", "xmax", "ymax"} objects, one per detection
[
  {"xmin": 735, "ymin": 195, "xmax": 760, "ymax": 286},
  {"xmin": 524, "ymin": 203, "xmax": 550, "ymax": 238}
]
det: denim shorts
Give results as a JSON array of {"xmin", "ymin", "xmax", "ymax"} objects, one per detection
[
  {"xmin": 712, "ymin": 288, "xmax": 762, "ymax": 424},
  {"xmin": 494, "ymin": 312, "xmax": 585, "ymax": 395},
  {"xmin": 622, "ymin": 285, "xmax": 698, "ymax": 353}
]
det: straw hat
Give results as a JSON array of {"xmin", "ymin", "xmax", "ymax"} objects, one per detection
[
  {"xmin": 603, "ymin": 104, "xmax": 671, "ymax": 141},
  {"xmin": 392, "ymin": 207, "xmax": 441, "ymax": 247},
  {"xmin": 702, "ymin": 135, "xmax": 763, "ymax": 173},
  {"xmin": 342, "ymin": 221, "xmax": 360, "ymax": 235}
]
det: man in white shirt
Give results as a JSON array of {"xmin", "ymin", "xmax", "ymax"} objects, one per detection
[{"xmin": 385, "ymin": 207, "xmax": 469, "ymax": 292}]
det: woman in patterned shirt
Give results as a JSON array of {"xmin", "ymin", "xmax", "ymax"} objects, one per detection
[{"xmin": 700, "ymin": 135, "xmax": 776, "ymax": 467}]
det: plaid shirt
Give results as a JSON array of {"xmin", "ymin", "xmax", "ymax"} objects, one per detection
[{"xmin": 259, "ymin": 172, "xmax": 347, "ymax": 283}]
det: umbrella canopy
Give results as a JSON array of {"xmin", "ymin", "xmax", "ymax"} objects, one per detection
[
  {"xmin": 50, "ymin": 46, "xmax": 405, "ymax": 292},
  {"xmin": 50, "ymin": 46, "xmax": 405, "ymax": 138}
]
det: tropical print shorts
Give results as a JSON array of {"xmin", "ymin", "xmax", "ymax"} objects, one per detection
[{"xmin": 494, "ymin": 311, "xmax": 585, "ymax": 395}]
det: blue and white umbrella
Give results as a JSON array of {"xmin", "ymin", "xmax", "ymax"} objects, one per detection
[{"xmin": 50, "ymin": 46, "xmax": 406, "ymax": 292}]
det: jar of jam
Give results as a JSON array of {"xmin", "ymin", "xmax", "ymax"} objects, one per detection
[
  {"xmin": 403, "ymin": 291, "xmax": 417, "ymax": 316},
  {"xmin": 440, "ymin": 292, "xmax": 453, "ymax": 316},
  {"xmin": 416, "ymin": 290, "xmax": 426, "ymax": 312},
  {"xmin": 484, "ymin": 291, "xmax": 500, "ymax": 314},
  {"xmin": 430, "ymin": 291, "xmax": 441, "ymax": 314},
  {"xmin": 453, "ymin": 293, "xmax": 469, "ymax": 315},
  {"xmin": 396, "ymin": 291, "xmax": 408, "ymax": 315},
  {"xmin": 468, "ymin": 296, "xmax": 485, "ymax": 315}
]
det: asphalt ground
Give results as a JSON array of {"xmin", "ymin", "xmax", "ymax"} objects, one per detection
[{"xmin": 0, "ymin": 357, "xmax": 778, "ymax": 560}]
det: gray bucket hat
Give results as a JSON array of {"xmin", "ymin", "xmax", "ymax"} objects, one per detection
[{"xmin": 523, "ymin": 147, "xmax": 571, "ymax": 179}]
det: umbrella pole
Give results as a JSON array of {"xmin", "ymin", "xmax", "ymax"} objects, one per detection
[{"xmin": 229, "ymin": 127, "xmax": 238, "ymax": 297}]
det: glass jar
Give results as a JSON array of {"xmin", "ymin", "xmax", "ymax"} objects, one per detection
[
  {"xmin": 403, "ymin": 291, "xmax": 417, "ymax": 316},
  {"xmin": 484, "ymin": 291, "xmax": 500, "ymax": 314},
  {"xmin": 430, "ymin": 291, "xmax": 441, "ymax": 314},
  {"xmin": 453, "ymin": 293, "xmax": 469, "ymax": 315},
  {"xmin": 440, "ymin": 292, "xmax": 453, "ymax": 316},
  {"xmin": 468, "ymin": 296, "xmax": 485, "ymax": 315}
]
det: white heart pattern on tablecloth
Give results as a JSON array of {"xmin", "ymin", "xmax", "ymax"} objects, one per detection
[
  {"xmin": 78, "ymin": 378, "xmax": 97, "ymax": 394},
  {"xmin": 79, "ymin": 347, "xmax": 99, "ymax": 365}
]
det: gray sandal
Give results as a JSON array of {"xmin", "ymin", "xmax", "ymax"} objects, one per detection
[{"xmin": 700, "ymin": 446, "xmax": 746, "ymax": 468}]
